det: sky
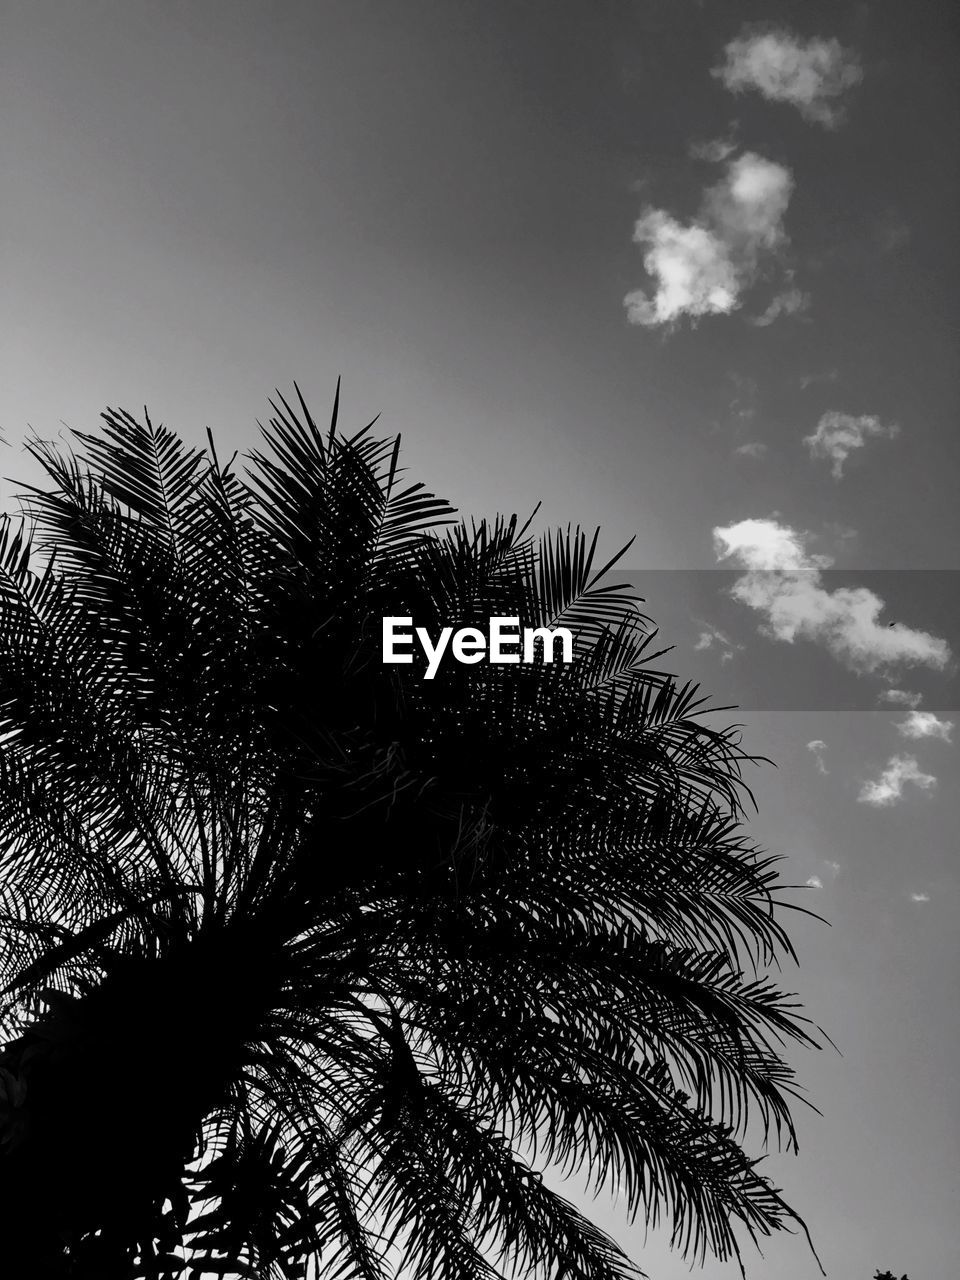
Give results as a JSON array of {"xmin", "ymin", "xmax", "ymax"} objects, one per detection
[{"xmin": 1, "ymin": 2, "xmax": 958, "ymax": 1276}]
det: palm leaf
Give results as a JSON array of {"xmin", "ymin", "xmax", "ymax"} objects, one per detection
[{"xmin": 0, "ymin": 384, "xmax": 823, "ymax": 1279}]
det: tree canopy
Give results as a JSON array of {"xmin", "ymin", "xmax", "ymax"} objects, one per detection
[{"xmin": 0, "ymin": 386, "xmax": 821, "ymax": 1278}]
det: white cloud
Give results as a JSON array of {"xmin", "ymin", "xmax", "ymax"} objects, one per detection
[
  {"xmin": 879, "ymin": 689, "xmax": 923, "ymax": 708},
  {"xmin": 712, "ymin": 518, "xmax": 952, "ymax": 676},
  {"xmin": 858, "ymin": 755, "xmax": 937, "ymax": 807},
  {"xmin": 805, "ymin": 875, "xmax": 823, "ymax": 889},
  {"xmin": 803, "ymin": 412, "xmax": 900, "ymax": 479},
  {"xmin": 714, "ymin": 28, "xmax": 863, "ymax": 128},
  {"xmin": 909, "ymin": 892, "xmax": 931, "ymax": 903},
  {"xmin": 624, "ymin": 152, "xmax": 794, "ymax": 329},
  {"xmin": 825, "ymin": 860, "xmax": 841, "ymax": 877},
  {"xmin": 896, "ymin": 711, "xmax": 954, "ymax": 743},
  {"xmin": 734, "ymin": 441, "xmax": 767, "ymax": 459},
  {"xmin": 705, "ymin": 153, "xmax": 794, "ymax": 249},
  {"xmin": 624, "ymin": 215, "xmax": 739, "ymax": 327},
  {"xmin": 713, "ymin": 517, "xmax": 830, "ymax": 572},
  {"xmin": 807, "ymin": 739, "xmax": 829, "ymax": 774}
]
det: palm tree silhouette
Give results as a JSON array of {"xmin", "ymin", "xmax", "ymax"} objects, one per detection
[{"xmin": 0, "ymin": 385, "xmax": 821, "ymax": 1278}]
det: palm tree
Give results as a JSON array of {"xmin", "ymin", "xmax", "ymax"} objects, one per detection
[{"xmin": 0, "ymin": 385, "xmax": 821, "ymax": 1279}]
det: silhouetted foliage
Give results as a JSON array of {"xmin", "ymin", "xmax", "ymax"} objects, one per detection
[
  {"xmin": 874, "ymin": 1271, "xmax": 910, "ymax": 1280},
  {"xmin": 0, "ymin": 385, "xmax": 821, "ymax": 1278}
]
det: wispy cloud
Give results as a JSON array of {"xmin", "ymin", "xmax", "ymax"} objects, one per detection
[
  {"xmin": 873, "ymin": 209, "xmax": 911, "ymax": 254},
  {"xmin": 693, "ymin": 620, "xmax": 741, "ymax": 664},
  {"xmin": 734, "ymin": 441, "xmax": 767, "ymax": 459},
  {"xmin": 896, "ymin": 711, "xmax": 954, "ymax": 743},
  {"xmin": 713, "ymin": 28, "xmax": 863, "ymax": 128},
  {"xmin": 803, "ymin": 411, "xmax": 900, "ymax": 479},
  {"xmin": 807, "ymin": 739, "xmax": 829, "ymax": 774},
  {"xmin": 799, "ymin": 369, "xmax": 839, "ymax": 391},
  {"xmin": 858, "ymin": 755, "xmax": 937, "ymax": 807},
  {"xmin": 806, "ymin": 875, "xmax": 824, "ymax": 889},
  {"xmin": 728, "ymin": 371, "xmax": 759, "ymax": 424},
  {"xmin": 688, "ymin": 137, "xmax": 737, "ymax": 163},
  {"xmin": 624, "ymin": 151, "xmax": 794, "ymax": 329},
  {"xmin": 750, "ymin": 282, "xmax": 809, "ymax": 327},
  {"xmin": 879, "ymin": 689, "xmax": 923, "ymax": 708},
  {"xmin": 909, "ymin": 891, "xmax": 931, "ymax": 903},
  {"xmin": 712, "ymin": 518, "xmax": 952, "ymax": 676}
]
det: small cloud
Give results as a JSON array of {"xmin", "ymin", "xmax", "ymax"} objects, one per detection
[
  {"xmin": 689, "ymin": 137, "xmax": 737, "ymax": 163},
  {"xmin": 807, "ymin": 739, "xmax": 829, "ymax": 774},
  {"xmin": 803, "ymin": 411, "xmax": 900, "ymax": 479},
  {"xmin": 858, "ymin": 755, "xmax": 937, "ymax": 807},
  {"xmin": 713, "ymin": 517, "xmax": 830, "ymax": 572},
  {"xmin": 909, "ymin": 891, "xmax": 930, "ymax": 903},
  {"xmin": 896, "ymin": 710, "xmax": 954, "ymax": 742},
  {"xmin": 713, "ymin": 27, "xmax": 863, "ymax": 128},
  {"xmin": 734, "ymin": 441, "xmax": 767, "ymax": 459},
  {"xmin": 693, "ymin": 619, "xmax": 742, "ymax": 665},
  {"xmin": 824, "ymin": 860, "xmax": 841, "ymax": 877},
  {"xmin": 750, "ymin": 284, "xmax": 809, "ymax": 326},
  {"xmin": 728, "ymin": 371, "xmax": 759, "ymax": 424},
  {"xmin": 799, "ymin": 369, "xmax": 839, "ymax": 390},
  {"xmin": 712, "ymin": 518, "xmax": 952, "ymax": 676},
  {"xmin": 625, "ymin": 151, "xmax": 794, "ymax": 329},
  {"xmin": 806, "ymin": 875, "xmax": 824, "ymax": 889},
  {"xmin": 879, "ymin": 689, "xmax": 923, "ymax": 708},
  {"xmin": 624, "ymin": 214, "xmax": 739, "ymax": 328},
  {"xmin": 874, "ymin": 210, "xmax": 911, "ymax": 254}
]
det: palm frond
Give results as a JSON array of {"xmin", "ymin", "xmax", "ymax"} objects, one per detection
[{"xmin": 0, "ymin": 385, "xmax": 823, "ymax": 1280}]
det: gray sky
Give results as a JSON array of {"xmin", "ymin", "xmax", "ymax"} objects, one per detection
[{"xmin": 2, "ymin": 2, "xmax": 958, "ymax": 1276}]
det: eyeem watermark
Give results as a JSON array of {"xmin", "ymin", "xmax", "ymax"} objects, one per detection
[{"xmin": 382, "ymin": 617, "xmax": 574, "ymax": 680}]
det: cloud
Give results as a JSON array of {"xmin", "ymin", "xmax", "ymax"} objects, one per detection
[
  {"xmin": 728, "ymin": 371, "xmax": 759, "ymax": 423},
  {"xmin": 896, "ymin": 711, "xmax": 954, "ymax": 742},
  {"xmin": 713, "ymin": 517, "xmax": 830, "ymax": 572},
  {"xmin": 803, "ymin": 412, "xmax": 900, "ymax": 479},
  {"xmin": 879, "ymin": 689, "xmax": 923, "ymax": 708},
  {"xmin": 713, "ymin": 28, "xmax": 863, "ymax": 128},
  {"xmin": 909, "ymin": 891, "xmax": 931, "ymax": 903},
  {"xmin": 858, "ymin": 755, "xmax": 937, "ymax": 807},
  {"xmin": 805, "ymin": 875, "xmax": 823, "ymax": 889},
  {"xmin": 689, "ymin": 137, "xmax": 737, "ymax": 163},
  {"xmin": 824, "ymin": 860, "xmax": 841, "ymax": 877},
  {"xmin": 704, "ymin": 153, "xmax": 794, "ymax": 249},
  {"xmin": 799, "ymin": 369, "xmax": 839, "ymax": 390},
  {"xmin": 750, "ymin": 283, "xmax": 809, "ymax": 327},
  {"xmin": 712, "ymin": 518, "xmax": 952, "ymax": 676},
  {"xmin": 874, "ymin": 210, "xmax": 911, "ymax": 254},
  {"xmin": 807, "ymin": 739, "xmax": 829, "ymax": 774},
  {"xmin": 734, "ymin": 441, "xmax": 767, "ymax": 459},
  {"xmin": 693, "ymin": 620, "xmax": 741, "ymax": 664},
  {"xmin": 624, "ymin": 215, "xmax": 739, "ymax": 327},
  {"xmin": 624, "ymin": 152, "xmax": 794, "ymax": 329}
]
